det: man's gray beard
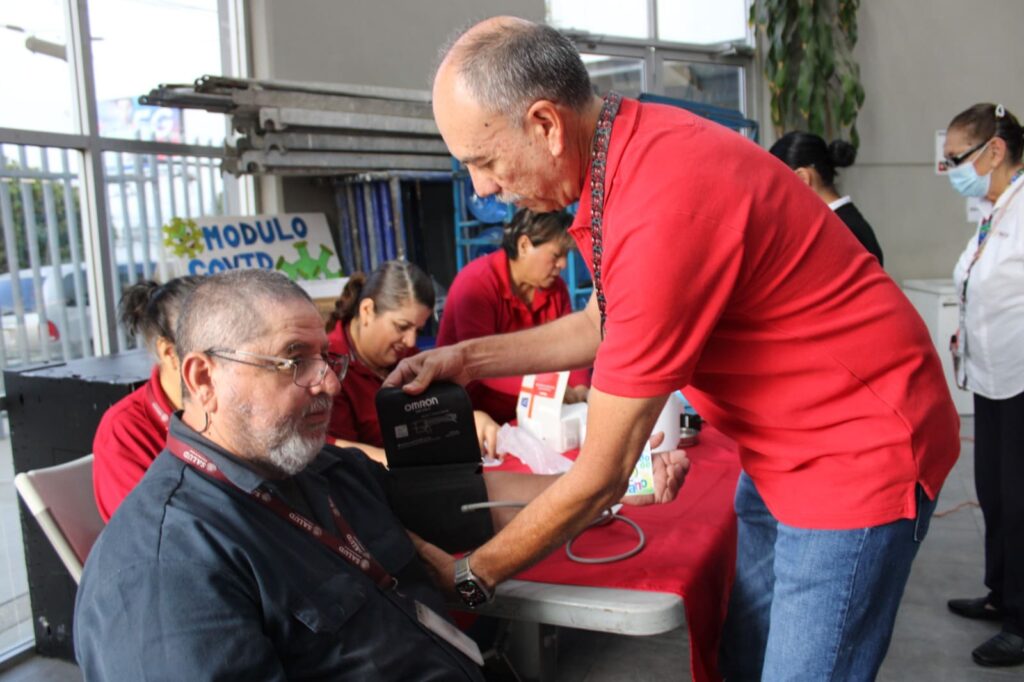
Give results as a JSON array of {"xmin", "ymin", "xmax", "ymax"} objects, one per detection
[
  {"xmin": 265, "ymin": 428, "xmax": 322, "ymax": 476},
  {"xmin": 233, "ymin": 394, "xmax": 334, "ymax": 477}
]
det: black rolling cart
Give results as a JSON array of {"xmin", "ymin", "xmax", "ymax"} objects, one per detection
[{"xmin": 4, "ymin": 351, "xmax": 150, "ymax": 660}]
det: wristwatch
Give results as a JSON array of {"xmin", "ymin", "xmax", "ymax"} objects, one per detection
[{"xmin": 454, "ymin": 553, "xmax": 493, "ymax": 608}]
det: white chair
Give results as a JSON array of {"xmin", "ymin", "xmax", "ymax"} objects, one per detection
[{"xmin": 14, "ymin": 454, "xmax": 105, "ymax": 584}]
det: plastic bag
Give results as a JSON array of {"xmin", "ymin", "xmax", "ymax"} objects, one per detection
[{"xmin": 495, "ymin": 424, "xmax": 574, "ymax": 475}]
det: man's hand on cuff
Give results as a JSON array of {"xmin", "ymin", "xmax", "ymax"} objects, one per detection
[{"xmin": 406, "ymin": 530, "xmax": 457, "ymax": 598}]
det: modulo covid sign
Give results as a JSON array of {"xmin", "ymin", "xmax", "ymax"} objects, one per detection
[{"xmin": 162, "ymin": 213, "xmax": 343, "ymax": 282}]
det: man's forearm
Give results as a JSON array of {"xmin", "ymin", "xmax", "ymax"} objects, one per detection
[
  {"xmin": 469, "ymin": 389, "xmax": 666, "ymax": 587},
  {"xmin": 462, "ymin": 299, "xmax": 601, "ymax": 381}
]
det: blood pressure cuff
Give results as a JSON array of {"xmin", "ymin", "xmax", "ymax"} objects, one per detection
[
  {"xmin": 386, "ymin": 464, "xmax": 493, "ymax": 554},
  {"xmin": 377, "ymin": 382, "xmax": 493, "ymax": 553}
]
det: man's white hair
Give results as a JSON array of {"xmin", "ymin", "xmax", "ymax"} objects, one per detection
[{"xmin": 436, "ymin": 18, "xmax": 593, "ymax": 121}]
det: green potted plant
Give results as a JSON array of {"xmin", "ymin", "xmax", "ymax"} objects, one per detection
[{"xmin": 750, "ymin": 0, "xmax": 866, "ymax": 147}]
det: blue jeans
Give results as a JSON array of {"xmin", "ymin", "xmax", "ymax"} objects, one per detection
[{"xmin": 718, "ymin": 472, "xmax": 937, "ymax": 681}]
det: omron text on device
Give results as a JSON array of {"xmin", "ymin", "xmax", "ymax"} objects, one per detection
[
  {"xmin": 376, "ymin": 382, "xmax": 491, "ymax": 553},
  {"xmin": 376, "ymin": 381, "xmax": 481, "ymax": 467}
]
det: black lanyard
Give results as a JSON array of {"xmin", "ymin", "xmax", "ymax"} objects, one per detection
[
  {"xmin": 166, "ymin": 434, "xmax": 396, "ymax": 590},
  {"xmin": 589, "ymin": 91, "xmax": 623, "ymax": 338},
  {"xmin": 167, "ymin": 431, "xmax": 487, "ymax": 677}
]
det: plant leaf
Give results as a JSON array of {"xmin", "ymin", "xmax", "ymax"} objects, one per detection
[{"xmin": 755, "ymin": 0, "xmax": 864, "ymax": 149}]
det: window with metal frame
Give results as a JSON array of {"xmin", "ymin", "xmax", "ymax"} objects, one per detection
[
  {"xmin": 548, "ymin": 0, "xmax": 749, "ymax": 45},
  {"xmin": 548, "ymin": 0, "xmax": 753, "ymax": 114},
  {"xmin": 0, "ymin": 144, "xmax": 89, "ymax": 371},
  {"xmin": 101, "ymin": 149, "xmax": 228, "ymax": 350},
  {"xmin": 88, "ymin": 0, "xmax": 229, "ymax": 146},
  {"xmin": 0, "ymin": 0, "xmax": 247, "ymax": 360},
  {"xmin": 0, "ymin": 0, "xmax": 77, "ymax": 134},
  {"xmin": 0, "ymin": 0, "xmax": 248, "ymax": 663}
]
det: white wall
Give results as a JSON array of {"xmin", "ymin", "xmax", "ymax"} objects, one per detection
[
  {"xmin": 248, "ymin": 0, "xmax": 545, "ymax": 89},
  {"xmin": 837, "ymin": 0, "xmax": 1024, "ymax": 283}
]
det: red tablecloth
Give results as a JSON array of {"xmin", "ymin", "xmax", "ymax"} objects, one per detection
[{"xmin": 497, "ymin": 426, "xmax": 740, "ymax": 682}]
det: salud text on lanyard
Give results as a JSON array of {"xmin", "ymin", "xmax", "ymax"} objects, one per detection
[
  {"xmin": 164, "ymin": 434, "xmax": 396, "ymax": 590},
  {"xmin": 145, "ymin": 379, "xmax": 171, "ymax": 427},
  {"xmin": 165, "ymin": 433, "xmax": 485, "ymax": 667}
]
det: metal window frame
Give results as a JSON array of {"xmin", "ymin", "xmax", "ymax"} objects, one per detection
[
  {"xmin": 560, "ymin": 0, "xmax": 758, "ymax": 118},
  {"xmin": 0, "ymin": 0, "xmax": 249, "ymax": 356},
  {"xmin": 553, "ymin": 0, "xmax": 754, "ymax": 47},
  {"xmin": 572, "ymin": 39, "xmax": 754, "ymax": 116}
]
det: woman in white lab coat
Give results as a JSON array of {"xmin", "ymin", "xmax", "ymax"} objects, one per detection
[{"xmin": 943, "ymin": 102, "xmax": 1024, "ymax": 668}]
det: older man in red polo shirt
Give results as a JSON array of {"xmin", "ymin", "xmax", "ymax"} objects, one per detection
[{"xmin": 387, "ymin": 17, "xmax": 959, "ymax": 680}]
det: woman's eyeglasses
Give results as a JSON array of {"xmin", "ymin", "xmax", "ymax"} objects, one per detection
[{"xmin": 943, "ymin": 138, "xmax": 990, "ymax": 169}]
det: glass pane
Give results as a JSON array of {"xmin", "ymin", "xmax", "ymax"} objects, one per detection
[
  {"xmin": 0, "ymin": 144, "xmax": 92, "ymax": 372},
  {"xmin": 0, "ymin": 0, "xmax": 77, "ymax": 133},
  {"xmin": 582, "ymin": 54, "xmax": 645, "ymax": 98},
  {"xmin": 102, "ymin": 151, "xmax": 231, "ymax": 349},
  {"xmin": 89, "ymin": 0, "xmax": 228, "ymax": 145},
  {"xmin": 547, "ymin": 0, "xmax": 649, "ymax": 40},
  {"xmin": 660, "ymin": 61, "xmax": 743, "ymax": 112},
  {"xmin": 657, "ymin": 0, "xmax": 749, "ymax": 44}
]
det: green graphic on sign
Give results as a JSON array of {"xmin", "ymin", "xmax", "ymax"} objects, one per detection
[
  {"xmin": 275, "ymin": 240, "xmax": 343, "ymax": 280},
  {"xmin": 162, "ymin": 217, "xmax": 205, "ymax": 259}
]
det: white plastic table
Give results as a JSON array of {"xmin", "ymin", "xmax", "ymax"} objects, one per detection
[{"xmin": 454, "ymin": 579, "xmax": 686, "ymax": 680}]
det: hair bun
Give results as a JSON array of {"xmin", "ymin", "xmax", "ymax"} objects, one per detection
[
  {"xmin": 828, "ymin": 140, "xmax": 857, "ymax": 168},
  {"xmin": 326, "ymin": 272, "xmax": 367, "ymax": 331},
  {"xmin": 118, "ymin": 280, "xmax": 161, "ymax": 339}
]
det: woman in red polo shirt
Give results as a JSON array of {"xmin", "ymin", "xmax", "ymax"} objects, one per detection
[
  {"xmin": 437, "ymin": 209, "xmax": 590, "ymax": 423},
  {"xmin": 327, "ymin": 260, "xmax": 499, "ymax": 464},
  {"xmin": 92, "ymin": 275, "xmax": 202, "ymax": 521}
]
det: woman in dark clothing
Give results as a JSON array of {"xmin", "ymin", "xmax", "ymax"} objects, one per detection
[{"xmin": 770, "ymin": 132, "xmax": 884, "ymax": 266}]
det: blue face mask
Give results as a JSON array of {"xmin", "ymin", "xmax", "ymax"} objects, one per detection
[{"xmin": 947, "ymin": 141, "xmax": 992, "ymax": 198}]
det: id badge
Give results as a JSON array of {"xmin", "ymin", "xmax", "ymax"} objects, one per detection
[{"xmin": 414, "ymin": 600, "xmax": 484, "ymax": 667}]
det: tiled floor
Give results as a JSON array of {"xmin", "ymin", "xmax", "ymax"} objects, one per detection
[
  {"xmin": 3, "ymin": 416, "xmax": 1022, "ymax": 680},
  {"xmin": 0, "ymin": 653, "xmax": 79, "ymax": 682}
]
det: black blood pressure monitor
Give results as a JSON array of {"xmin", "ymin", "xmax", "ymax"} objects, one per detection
[
  {"xmin": 375, "ymin": 381, "xmax": 481, "ymax": 467},
  {"xmin": 376, "ymin": 382, "xmax": 492, "ymax": 554}
]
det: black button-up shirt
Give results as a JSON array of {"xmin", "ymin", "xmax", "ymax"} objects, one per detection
[{"xmin": 75, "ymin": 416, "xmax": 484, "ymax": 681}]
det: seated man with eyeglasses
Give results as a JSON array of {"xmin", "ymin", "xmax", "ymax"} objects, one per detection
[{"xmin": 73, "ymin": 269, "xmax": 691, "ymax": 680}]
